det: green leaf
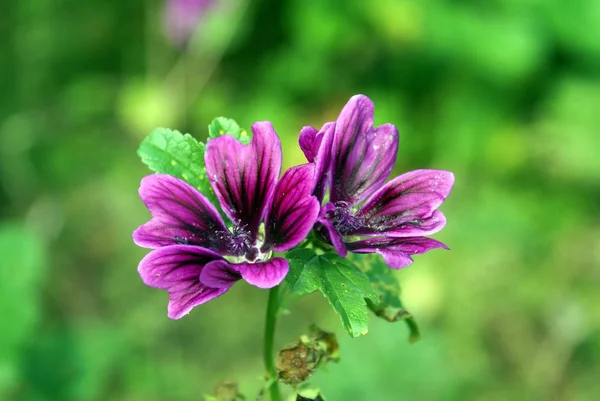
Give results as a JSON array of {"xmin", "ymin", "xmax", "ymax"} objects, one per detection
[
  {"xmin": 285, "ymin": 248, "xmax": 320, "ymax": 294},
  {"xmin": 297, "ymin": 393, "xmax": 325, "ymax": 401},
  {"xmin": 285, "ymin": 250, "xmax": 378, "ymax": 338},
  {"xmin": 353, "ymin": 254, "xmax": 421, "ymax": 343},
  {"xmin": 137, "ymin": 127, "xmax": 216, "ymax": 204},
  {"xmin": 208, "ymin": 117, "xmax": 250, "ymax": 144}
]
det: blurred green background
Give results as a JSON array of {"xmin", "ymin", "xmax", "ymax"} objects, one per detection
[{"xmin": 2, "ymin": 0, "xmax": 600, "ymax": 400}]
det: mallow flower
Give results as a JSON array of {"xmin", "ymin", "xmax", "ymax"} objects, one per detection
[
  {"xmin": 299, "ymin": 95, "xmax": 454, "ymax": 269},
  {"xmin": 133, "ymin": 122, "xmax": 320, "ymax": 318}
]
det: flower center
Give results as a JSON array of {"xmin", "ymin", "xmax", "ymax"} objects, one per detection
[
  {"xmin": 225, "ymin": 225, "xmax": 253, "ymax": 256},
  {"xmin": 218, "ymin": 224, "xmax": 273, "ymax": 264},
  {"xmin": 326, "ymin": 201, "xmax": 364, "ymax": 235}
]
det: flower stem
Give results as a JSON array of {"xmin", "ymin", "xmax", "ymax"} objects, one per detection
[{"xmin": 264, "ymin": 286, "xmax": 281, "ymax": 401}]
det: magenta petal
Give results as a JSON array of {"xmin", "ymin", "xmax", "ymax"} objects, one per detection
[
  {"xmin": 312, "ymin": 122, "xmax": 335, "ymax": 201},
  {"xmin": 377, "ymin": 249, "xmax": 415, "ymax": 269},
  {"xmin": 347, "ymin": 237, "xmax": 448, "ymax": 269},
  {"xmin": 133, "ymin": 174, "xmax": 229, "ymax": 249},
  {"xmin": 357, "ymin": 170, "xmax": 454, "ymax": 237},
  {"xmin": 236, "ymin": 257, "xmax": 289, "ymax": 289},
  {"xmin": 137, "ymin": 245, "xmax": 229, "ymax": 319},
  {"xmin": 299, "ymin": 126, "xmax": 320, "ymax": 162},
  {"xmin": 330, "ymin": 95, "xmax": 399, "ymax": 204},
  {"xmin": 263, "ymin": 164, "xmax": 320, "ymax": 252},
  {"xmin": 298, "ymin": 123, "xmax": 335, "ymax": 200},
  {"xmin": 357, "ymin": 210, "xmax": 448, "ymax": 237},
  {"xmin": 205, "ymin": 121, "xmax": 282, "ymax": 240},
  {"xmin": 200, "ymin": 259, "xmax": 241, "ymax": 288}
]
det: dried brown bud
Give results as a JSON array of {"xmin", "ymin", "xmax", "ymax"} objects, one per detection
[
  {"xmin": 276, "ymin": 326, "xmax": 339, "ymax": 386},
  {"xmin": 276, "ymin": 340, "xmax": 321, "ymax": 385}
]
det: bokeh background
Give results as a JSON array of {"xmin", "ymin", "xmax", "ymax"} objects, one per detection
[{"xmin": 2, "ymin": 0, "xmax": 600, "ymax": 400}]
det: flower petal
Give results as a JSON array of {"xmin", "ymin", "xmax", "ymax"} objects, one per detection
[
  {"xmin": 133, "ymin": 174, "xmax": 229, "ymax": 249},
  {"xmin": 357, "ymin": 170, "xmax": 454, "ymax": 237},
  {"xmin": 347, "ymin": 237, "xmax": 449, "ymax": 269},
  {"xmin": 200, "ymin": 259, "xmax": 241, "ymax": 288},
  {"xmin": 236, "ymin": 257, "xmax": 289, "ymax": 288},
  {"xmin": 298, "ymin": 126, "xmax": 320, "ymax": 162},
  {"xmin": 330, "ymin": 95, "xmax": 398, "ymax": 204},
  {"xmin": 263, "ymin": 164, "xmax": 320, "ymax": 252},
  {"xmin": 298, "ymin": 122, "xmax": 335, "ymax": 200},
  {"xmin": 312, "ymin": 122, "xmax": 335, "ymax": 201},
  {"xmin": 205, "ymin": 121, "xmax": 281, "ymax": 239},
  {"xmin": 138, "ymin": 245, "xmax": 230, "ymax": 319}
]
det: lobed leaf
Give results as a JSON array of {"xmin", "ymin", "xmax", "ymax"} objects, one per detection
[
  {"xmin": 137, "ymin": 127, "xmax": 220, "ymax": 211},
  {"xmin": 353, "ymin": 253, "xmax": 421, "ymax": 343},
  {"xmin": 285, "ymin": 249, "xmax": 377, "ymax": 338}
]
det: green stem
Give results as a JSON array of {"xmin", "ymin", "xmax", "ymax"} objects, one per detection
[{"xmin": 264, "ymin": 286, "xmax": 281, "ymax": 401}]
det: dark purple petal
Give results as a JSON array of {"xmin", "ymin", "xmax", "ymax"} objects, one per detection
[
  {"xmin": 315, "ymin": 203, "xmax": 348, "ymax": 257},
  {"xmin": 165, "ymin": 0, "xmax": 215, "ymax": 46},
  {"xmin": 199, "ymin": 259, "xmax": 241, "ymax": 288},
  {"xmin": 298, "ymin": 126, "xmax": 319, "ymax": 162},
  {"xmin": 205, "ymin": 122, "xmax": 282, "ymax": 239},
  {"xmin": 133, "ymin": 174, "xmax": 229, "ymax": 249},
  {"xmin": 235, "ymin": 257, "xmax": 289, "ymax": 288},
  {"xmin": 263, "ymin": 164, "xmax": 320, "ymax": 252},
  {"xmin": 330, "ymin": 95, "xmax": 399, "ymax": 204},
  {"xmin": 356, "ymin": 210, "xmax": 447, "ymax": 237},
  {"xmin": 138, "ymin": 245, "xmax": 229, "ymax": 319},
  {"xmin": 347, "ymin": 237, "xmax": 449, "ymax": 269},
  {"xmin": 312, "ymin": 122, "xmax": 335, "ymax": 201},
  {"xmin": 298, "ymin": 123, "xmax": 335, "ymax": 200},
  {"xmin": 356, "ymin": 170, "xmax": 454, "ymax": 237}
]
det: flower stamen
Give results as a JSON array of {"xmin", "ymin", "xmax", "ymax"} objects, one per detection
[{"xmin": 327, "ymin": 201, "xmax": 364, "ymax": 235}]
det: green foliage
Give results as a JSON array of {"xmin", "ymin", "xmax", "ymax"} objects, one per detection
[
  {"xmin": 297, "ymin": 393, "xmax": 325, "ymax": 401},
  {"xmin": 353, "ymin": 254, "xmax": 421, "ymax": 343},
  {"xmin": 138, "ymin": 128, "xmax": 208, "ymax": 190},
  {"xmin": 208, "ymin": 117, "xmax": 250, "ymax": 144},
  {"xmin": 0, "ymin": 224, "xmax": 45, "ymax": 394},
  {"xmin": 286, "ymin": 249, "xmax": 378, "ymax": 338}
]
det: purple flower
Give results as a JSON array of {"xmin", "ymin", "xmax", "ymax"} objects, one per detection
[
  {"xmin": 300, "ymin": 95, "xmax": 455, "ymax": 269},
  {"xmin": 134, "ymin": 122, "xmax": 320, "ymax": 318},
  {"xmin": 164, "ymin": 0, "xmax": 215, "ymax": 46}
]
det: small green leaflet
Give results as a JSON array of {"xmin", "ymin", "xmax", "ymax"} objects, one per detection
[
  {"xmin": 208, "ymin": 117, "xmax": 251, "ymax": 144},
  {"xmin": 138, "ymin": 128, "xmax": 208, "ymax": 190},
  {"xmin": 285, "ymin": 249, "xmax": 378, "ymax": 338},
  {"xmin": 352, "ymin": 254, "xmax": 421, "ymax": 343},
  {"xmin": 137, "ymin": 127, "xmax": 222, "ymax": 208}
]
